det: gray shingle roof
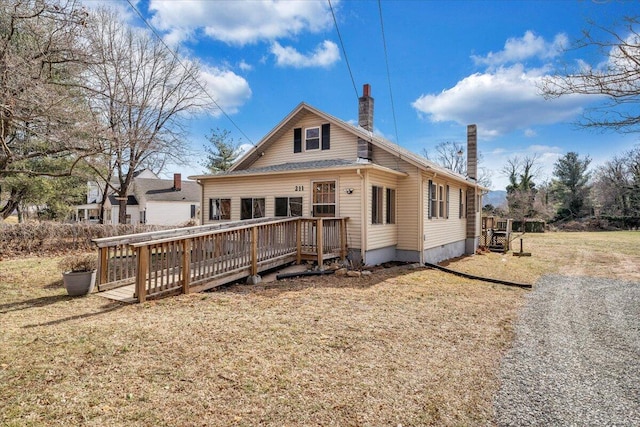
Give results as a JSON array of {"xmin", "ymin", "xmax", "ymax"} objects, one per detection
[
  {"xmin": 134, "ymin": 178, "xmax": 200, "ymax": 202},
  {"xmin": 210, "ymin": 159, "xmax": 361, "ymax": 176},
  {"xmin": 108, "ymin": 195, "xmax": 139, "ymax": 206}
]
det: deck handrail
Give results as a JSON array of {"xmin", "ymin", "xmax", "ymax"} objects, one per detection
[
  {"xmin": 95, "ymin": 216, "xmax": 348, "ymax": 302},
  {"xmin": 128, "ymin": 217, "xmax": 302, "ymax": 248}
]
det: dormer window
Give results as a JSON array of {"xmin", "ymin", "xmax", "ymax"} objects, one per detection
[{"xmin": 305, "ymin": 127, "xmax": 320, "ymax": 150}]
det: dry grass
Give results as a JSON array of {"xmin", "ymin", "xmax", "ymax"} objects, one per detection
[{"xmin": 1, "ymin": 231, "xmax": 637, "ymax": 426}]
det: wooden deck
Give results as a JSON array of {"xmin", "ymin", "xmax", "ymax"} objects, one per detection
[
  {"xmin": 93, "ymin": 217, "xmax": 348, "ymax": 303},
  {"xmin": 98, "ymin": 283, "xmax": 137, "ymax": 303}
]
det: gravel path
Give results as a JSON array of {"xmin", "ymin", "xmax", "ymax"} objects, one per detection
[{"xmin": 494, "ymin": 275, "xmax": 640, "ymax": 426}]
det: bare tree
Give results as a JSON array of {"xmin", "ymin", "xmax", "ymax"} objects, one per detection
[
  {"xmin": 540, "ymin": 16, "xmax": 640, "ymax": 133},
  {"xmin": 84, "ymin": 8, "xmax": 209, "ymax": 224},
  {"xmin": 0, "ymin": 0, "xmax": 95, "ymax": 218},
  {"xmin": 423, "ymin": 141, "xmax": 492, "ymax": 187},
  {"xmin": 592, "ymin": 146, "xmax": 640, "ymax": 217}
]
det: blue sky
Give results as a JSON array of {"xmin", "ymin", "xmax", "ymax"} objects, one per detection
[{"xmin": 93, "ymin": 0, "xmax": 640, "ymax": 190}]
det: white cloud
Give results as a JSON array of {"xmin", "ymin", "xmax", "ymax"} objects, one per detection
[
  {"xmin": 412, "ymin": 64, "xmax": 586, "ymax": 138},
  {"xmin": 148, "ymin": 0, "xmax": 334, "ymax": 46},
  {"xmin": 199, "ymin": 66, "xmax": 252, "ymax": 116},
  {"xmin": 238, "ymin": 60, "xmax": 253, "ymax": 72},
  {"xmin": 271, "ymin": 40, "xmax": 339, "ymax": 68},
  {"xmin": 524, "ymin": 128, "xmax": 537, "ymax": 137},
  {"xmin": 472, "ymin": 31, "xmax": 568, "ymax": 67}
]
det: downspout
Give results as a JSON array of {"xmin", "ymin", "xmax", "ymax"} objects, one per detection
[
  {"xmin": 357, "ymin": 168, "xmax": 366, "ymax": 265},
  {"xmin": 199, "ymin": 179, "xmax": 205, "ymax": 225},
  {"xmin": 418, "ymin": 167, "xmax": 425, "ymax": 264}
]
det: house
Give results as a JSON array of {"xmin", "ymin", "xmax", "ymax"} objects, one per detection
[
  {"xmin": 74, "ymin": 171, "xmax": 201, "ymax": 226},
  {"xmin": 189, "ymin": 84, "xmax": 484, "ymax": 265}
]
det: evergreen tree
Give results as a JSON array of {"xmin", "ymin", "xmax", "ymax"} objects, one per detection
[
  {"xmin": 551, "ymin": 152, "xmax": 591, "ymax": 220},
  {"xmin": 203, "ymin": 128, "xmax": 242, "ymax": 173}
]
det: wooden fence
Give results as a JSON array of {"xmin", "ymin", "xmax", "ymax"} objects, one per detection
[{"xmin": 93, "ymin": 217, "xmax": 348, "ymax": 302}]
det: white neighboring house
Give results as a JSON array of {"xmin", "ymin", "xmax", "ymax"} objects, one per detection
[{"xmin": 74, "ymin": 171, "xmax": 201, "ymax": 226}]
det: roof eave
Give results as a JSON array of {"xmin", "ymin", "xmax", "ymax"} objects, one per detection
[{"xmin": 189, "ymin": 163, "xmax": 408, "ymax": 181}]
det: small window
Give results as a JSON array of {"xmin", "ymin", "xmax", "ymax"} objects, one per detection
[
  {"xmin": 275, "ymin": 197, "xmax": 303, "ymax": 217},
  {"xmin": 241, "ymin": 198, "xmax": 265, "ymax": 220},
  {"xmin": 459, "ymin": 189, "xmax": 464, "ymax": 219},
  {"xmin": 372, "ymin": 186, "xmax": 383, "ymax": 224},
  {"xmin": 209, "ymin": 198, "xmax": 231, "ymax": 220},
  {"xmin": 305, "ymin": 127, "xmax": 320, "ymax": 150},
  {"xmin": 190, "ymin": 204, "xmax": 196, "ymax": 219},
  {"xmin": 430, "ymin": 183, "xmax": 437, "ymax": 219},
  {"xmin": 438, "ymin": 186, "xmax": 445, "ymax": 218},
  {"xmin": 386, "ymin": 188, "xmax": 396, "ymax": 224}
]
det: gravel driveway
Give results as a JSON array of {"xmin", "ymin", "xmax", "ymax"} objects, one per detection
[{"xmin": 494, "ymin": 275, "xmax": 640, "ymax": 426}]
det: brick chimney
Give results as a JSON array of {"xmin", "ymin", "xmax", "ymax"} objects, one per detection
[
  {"xmin": 358, "ymin": 84, "xmax": 374, "ymax": 131},
  {"xmin": 466, "ymin": 124, "xmax": 477, "ymax": 181},
  {"xmin": 173, "ymin": 173, "xmax": 181, "ymax": 191},
  {"xmin": 357, "ymin": 84, "xmax": 374, "ymax": 161},
  {"xmin": 466, "ymin": 124, "xmax": 478, "ymax": 254}
]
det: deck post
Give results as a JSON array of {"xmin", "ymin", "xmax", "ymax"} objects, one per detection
[
  {"xmin": 251, "ymin": 226, "xmax": 258, "ymax": 276},
  {"xmin": 316, "ymin": 218, "xmax": 324, "ymax": 268},
  {"xmin": 296, "ymin": 219, "xmax": 302, "ymax": 264},
  {"xmin": 181, "ymin": 239, "xmax": 191, "ymax": 295},
  {"xmin": 98, "ymin": 247, "xmax": 108, "ymax": 286},
  {"xmin": 136, "ymin": 245, "xmax": 148, "ymax": 303},
  {"xmin": 340, "ymin": 218, "xmax": 347, "ymax": 260}
]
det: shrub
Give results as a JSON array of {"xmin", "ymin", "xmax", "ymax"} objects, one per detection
[
  {"xmin": 58, "ymin": 253, "xmax": 98, "ymax": 272},
  {"xmin": 0, "ymin": 221, "xmax": 169, "ymax": 257}
]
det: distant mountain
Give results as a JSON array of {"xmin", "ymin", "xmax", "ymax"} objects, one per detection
[{"xmin": 484, "ymin": 190, "xmax": 507, "ymax": 207}]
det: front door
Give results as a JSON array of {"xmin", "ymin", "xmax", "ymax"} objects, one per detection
[{"xmin": 312, "ymin": 181, "xmax": 336, "ymax": 217}]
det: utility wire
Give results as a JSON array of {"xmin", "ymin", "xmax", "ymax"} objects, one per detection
[
  {"xmin": 378, "ymin": 0, "xmax": 400, "ymax": 145},
  {"xmin": 328, "ymin": 0, "xmax": 359, "ymax": 100},
  {"xmin": 125, "ymin": 0, "xmax": 255, "ymax": 146}
]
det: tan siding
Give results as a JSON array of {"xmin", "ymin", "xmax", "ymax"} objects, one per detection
[
  {"xmin": 422, "ymin": 175, "xmax": 467, "ymax": 249},
  {"xmin": 366, "ymin": 170, "xmax": 398, "ymax": 250},
  {"xmin": 368, "ymin": 145, "xmax": 422, "ymax": 252},
  {"xmin": 396, "ymin": 166, "xmax": 421, "ymax": 252},
  {"xmin": 251, "ymin": 111, "xmax": 357, "ymax": 169},
  {"xmin": 201, "ymin": 171, "xmax": 362, "ymax": 248}
]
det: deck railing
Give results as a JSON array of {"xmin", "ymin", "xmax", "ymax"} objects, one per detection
[{"xmin": 93, "ymin": 217, "xmax": 348, "ymax": 302}]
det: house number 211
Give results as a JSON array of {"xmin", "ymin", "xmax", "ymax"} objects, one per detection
[{"xmin": 294, "ymin": 186, "xmax": 304, "ymax": 191}]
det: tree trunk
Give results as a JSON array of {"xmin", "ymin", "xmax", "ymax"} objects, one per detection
[
  {"xmin": 118, "ymin": 195, "xmax": 127, "ymax": 224},
  {"xmin": 0, "ymin": 188, "xmax": 26, "ymax": 220}
]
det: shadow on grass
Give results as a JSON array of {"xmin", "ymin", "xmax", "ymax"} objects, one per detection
[
  {"xmin": 0, "ymin": 293, "xmax": 73, "ymax": 314},
  {"xmin": 22, "ymin": 301, "xmax": 125, "ymax": 328}
]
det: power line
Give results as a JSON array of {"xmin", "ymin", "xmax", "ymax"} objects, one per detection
[
  {"xmin": 378, "ymin": 0, "xmax": 400, "ymax": 145},
  {"xmin": 328, "ymin": 0, "xmax": 359, "ymax": 100},
  {"xmin": 125, "ymin": 0, "xmax": 255, "ymax": 146}
]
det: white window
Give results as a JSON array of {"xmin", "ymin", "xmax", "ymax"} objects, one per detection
[
  {"xmin": 386, "ymin": 188, "xmax": 396, "ymax": 224},
  {"xmin": 305, "ymin": 127, "xmax": 320, "ymax": 150},
  {"xmin": 372, "ymin": 186, "xmax": 383, "ymax": 224},
  {"xmin": 209, "ymin": 198, "xmax": 231, "ymax": 220},
  {"xmin": 312, "ymin": 181, "xmax": 336, "ymax": 217},
  {"xmin": 241, "ymin": 198, "xmax": 265, "ymax": 220},
  {"xmin": 275, "ymin": 197, "xmax": 303, "ymax": 217}
]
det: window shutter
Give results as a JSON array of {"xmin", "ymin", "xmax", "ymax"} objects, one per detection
[
  {"xmin": 293, "ymin": 127, "xmax": 302, "ymax": 153},
  {"xmin": 446, "ymin": 185, "xmax": 450, "ymax": 219},
  {"xmin": 428, "ymin": 180, "xmax": 432, "ymax": 219},
  {"xmin": 321, "ymin": 123, "xmax": 330, "ymax": 150}
]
